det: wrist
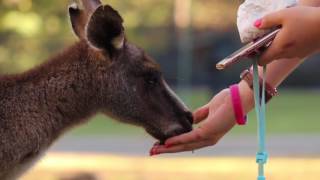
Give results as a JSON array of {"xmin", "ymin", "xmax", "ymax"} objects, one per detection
[
  {"xmin": 226, "ymin": 82, "xmax": 254, "ymax": 125},
  {"xmin": 241, "ymin": 69, "xmax": 278, "ymax": 101},
  {"xmin": 238, "ymin": 80, "xmax": 255, "ymax": 113}
]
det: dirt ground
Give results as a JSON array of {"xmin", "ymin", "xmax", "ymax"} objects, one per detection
[
  {"xmin": 22, "ymin": 153, "xmax": 320, "ymax": 180},
  {"xmin": 49, "ymin": 135, "xmax": 320, "ymax": 157}
]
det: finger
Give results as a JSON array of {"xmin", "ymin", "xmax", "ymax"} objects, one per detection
[
  {"xmin": 193, "ymin": 105, "xmax": 209, "ymax": 124},
  {"xmin": 195, "ymin": 100, "xmax": 236, "ymax": 136},
  {"xmin": 165, "ymin": 99, "xmax": 234, "ymax": 147},
  {"xmin": 258, "ymin": 29, "xmax": 288, "ymax": 65},
  {"xmin": 155, "ymin": 140, "xmax": 215, "ymax": 154},
  {"xmin": 256, "ymin": 9, "xmax": 288, "ymax": 29},
  {"xmin": 150, "ymin": 141, "xmax": 167, "ymax": 155},
  {"xmin": 164, "ymin": 128, "xmax": 206, "ymax": 147},
  {"xmin": 194, "ymin": 89, "xmax": 230, "ymax": 124}
]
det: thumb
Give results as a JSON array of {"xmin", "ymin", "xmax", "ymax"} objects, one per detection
[
  {"xmin": 258, "ymin": 29, "xmax": 286, "ymax": 65},
  {"xmin": 193, "ymin": 105, "xmax": 209, "ymax": 124},
  {"xmin": 255, "ymin": 9, "xmax": 287, "ymax": 29}
]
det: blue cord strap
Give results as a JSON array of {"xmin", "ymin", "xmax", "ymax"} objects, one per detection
[{"xmin": 252, "ymin": 58, "xmax": 268, "ymax": 180}]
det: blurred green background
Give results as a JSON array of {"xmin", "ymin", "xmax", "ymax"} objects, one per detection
[
  {"xmin": 2, "ymin": 0, "xmax": 320, "ymax": 179},
  {"xmin": 0, "ymin": 0, "xmax": 319, "ymax": 137},
  {"xmin": 70, "ymin": 90, "xmax": 320, "ymax": 136}
]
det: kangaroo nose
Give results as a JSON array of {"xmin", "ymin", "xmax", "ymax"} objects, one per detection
[
  {"xmin": 163, "ymin": 115, "xmax": 193, "ymax": 141},
  {"xmin": 163, "ymin": 111, "xmax": 193, "ymax": 140},
  {"xmin": 165, "ymin": 124, "xmax": 191, "ymax": 138}
]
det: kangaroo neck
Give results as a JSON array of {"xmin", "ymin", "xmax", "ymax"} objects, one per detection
[{"xmin": 0, "ymin": 41, "xmax": 101, "ymax": 144}]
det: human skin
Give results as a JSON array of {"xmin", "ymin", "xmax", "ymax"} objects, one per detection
[
  {"xmin": 150, "ymin": 0, "xmax": 319, "ymax": 155},
  {"xmin": 257, "ymin": 5, "xmax": 320, "ymax": 65},
  {"xmin": 150, "ymin": 58, "xmax": 303, "ymax": 155}
]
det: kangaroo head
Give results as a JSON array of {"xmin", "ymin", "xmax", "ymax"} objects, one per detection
[{"xmin": 69, "ymin": 0, "xmax": 192, "ymax": 142}]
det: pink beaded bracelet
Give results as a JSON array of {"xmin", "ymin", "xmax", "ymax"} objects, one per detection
[{"xmin": 230, "ymin": 84, "xmax": 247, "ymax": 125}]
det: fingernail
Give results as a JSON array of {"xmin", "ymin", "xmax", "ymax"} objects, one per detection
[
  {"xmin": 151, "ymin": 148, "xmax": 158, "ymax": 156},
  {"xmin": 254, "ymin": 19, "xmax": 262, "ymax": 28},
  {"xmin": 165, "ymin": 144, "xmax": 172, "ymax": 148},
  {"xmin": 149, "ymin": 147, "xmax": 155, "ymax": 156}
]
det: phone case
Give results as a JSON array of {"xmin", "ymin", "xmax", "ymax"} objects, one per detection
[{"xmin": 216, "ymin": 29, "xmax": 280, "ymax": 70}]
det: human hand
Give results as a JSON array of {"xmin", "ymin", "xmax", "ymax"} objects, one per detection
[
  {"xmin": 150, "ymin": 89, "xmax": 237, "ymax": 155},
  {"xmin": 256, "ymin": 6, "xmax": 320, "ymax": 65}
]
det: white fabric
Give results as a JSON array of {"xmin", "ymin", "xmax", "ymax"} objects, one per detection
[{"xmin": 237, "ymin": 0, "xmax": 297, "ymax": 43}]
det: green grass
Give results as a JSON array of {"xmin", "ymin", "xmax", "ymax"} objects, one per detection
[
  {"xmin": 69, "ymin": 89, "xmax": 320, "ymax": 136},
  {"xmin": 233, "ymin": 89, "xmax": 320, "ymax": 134}
]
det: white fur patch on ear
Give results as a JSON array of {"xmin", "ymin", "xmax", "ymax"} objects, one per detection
[
  {"xmin": 112, "ymin": 33, "xmax": 125, "ymax": 49},
  {"xmin": 69, "ymin": 2, "xmax": 79, "ymax": 10}
]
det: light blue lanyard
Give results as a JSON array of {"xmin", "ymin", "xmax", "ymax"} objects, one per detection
[{"xmin": 252, "ymin": 57, "xmax": 268, "ymax": 180}]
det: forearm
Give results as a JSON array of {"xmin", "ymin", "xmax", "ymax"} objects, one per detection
[
  {"xmin": 261, "ymin": 58, "xmax": 304, "ymax": 88},
  {"xmin": 241, "ymin": 0, "xmax": 320, "ymax": 106},
  {"xmin": 299, "ymin": 0, "xmax": 320, "ymax": 6},
  {"xmin": 239, "ymin": 57, "xmax": 305, "ymax": 113},
  {"xmin": 227, "ymin": 0, "xmax": 320, "ymax": 122}
]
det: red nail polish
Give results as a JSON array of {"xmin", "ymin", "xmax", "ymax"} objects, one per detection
[
  {"xmin": 165, "ymin": 144, "xmax": 172, "ymax": 148},
  {"xmin": 254, "ymin": 19, "xmax": 262, "ymax": 28},
  {"xmin": 149, "ymin": 147, "xmax": 156, "ymax": 156},
  {"xmin": 151, "ymin": 149, "xmax": 158, "ymax": 156}
]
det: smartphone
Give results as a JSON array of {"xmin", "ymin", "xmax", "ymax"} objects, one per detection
[{"xmin": 216, "ymin": 29, "xmax": 280, "ymax": 70}]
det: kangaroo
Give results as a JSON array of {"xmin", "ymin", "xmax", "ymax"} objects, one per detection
[{"xmin": 0, "ymin": 0, "xmax": 193, "ymax": 179}]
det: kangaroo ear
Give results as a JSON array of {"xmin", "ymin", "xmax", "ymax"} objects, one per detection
[
  {"xmin": 69, "ymin": 3, "xmax": 88, "ymax": 39},
  {"xmin": 86, "ymin": 5, "xmax": 125, "ymax": 53},
  {"xmin": 69, "ymin": 0, "xmax": 102, "ymax": 39}
]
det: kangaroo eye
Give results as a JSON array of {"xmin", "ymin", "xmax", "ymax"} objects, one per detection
[
  {"xmin": 148, "ymin": 79, "xmax": 156, "ymax": 85},
  {"xmin": 145, "ymin": 75, "xmax": 159, "ymax": 87}
]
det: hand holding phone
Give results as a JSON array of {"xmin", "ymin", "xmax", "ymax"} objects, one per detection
[{"xmin": 216, "ymin": 29, "xmax": 280, "ymax": 70}]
